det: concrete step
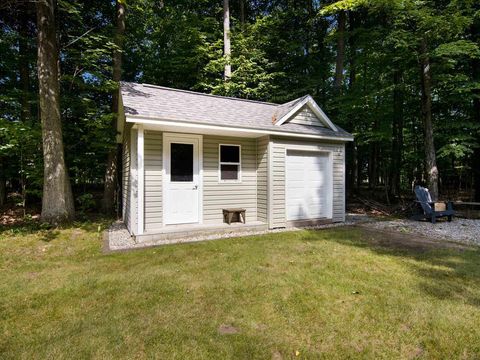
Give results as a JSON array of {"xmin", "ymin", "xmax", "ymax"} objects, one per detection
[{"xmin": 135, "ymin": 222, "xmax": 268, "ymax": 246}]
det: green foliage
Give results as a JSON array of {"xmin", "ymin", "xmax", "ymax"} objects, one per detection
[
  {"xmin": 76, "ymin": 193, "xmax": 96, "ymax": 212},
  {"xmin": 0, "ymin": 118, "xmax": 43, "ymax": 197},
  {"xmin": 197, "ymin": 20, "xmax": 285, "ymax": 100},
  {"xmin": 435, "ymin": 40, "xmax": 480, "ymax": 59},
  {"xmin": 1, "ymin": 0, "xmax": 479, "ymax": 210}
]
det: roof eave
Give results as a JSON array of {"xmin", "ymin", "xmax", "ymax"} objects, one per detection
[{"xmin": 125, "ymin": 114, "xmax": 354, "ymax": 142}]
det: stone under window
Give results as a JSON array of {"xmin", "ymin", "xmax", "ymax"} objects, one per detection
[{"xmin": 219, "ymin": 144, "xmax": 241, "ymax": 181}]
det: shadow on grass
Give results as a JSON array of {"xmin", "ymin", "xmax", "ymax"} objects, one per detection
[
  {"xmin": 302, "ymin": 226, "xmax": 480, "ymax": 307},
  {"xmin": 41, "ymin": 230, "xmax": 60, "ymax": 242},
  {"xmin": 0, "ymin": 213, "xmax": 115, "ymax": 238}
]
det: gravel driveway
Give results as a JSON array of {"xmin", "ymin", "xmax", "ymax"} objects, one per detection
[
  {"xmin": 106, "ymin": 214, "xmax": 479, "ymax": 251},
  {"xmin": 356, "ymin": 215, "xmax": 480, "ymax": 246}
]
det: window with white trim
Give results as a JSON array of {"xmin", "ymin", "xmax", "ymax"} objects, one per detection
[{"xmin": 219, "ymin": 144, "xmax": 241, "ymax": 181}]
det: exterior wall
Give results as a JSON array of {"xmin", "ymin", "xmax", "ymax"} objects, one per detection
[
  {"xmin": 129, "ymin": 128, "xmax": 138, "ymax": 234},
  {"xmin": 121, "ymin": 123, "xmax": 132, "ymax": 232},
  {"xmin": 125, "ymin": 128, "xmax": 346, "ymax": 233},
  {"xmin": 256, "ymin": 136, "xmax": 269, "ymax": 223},
  {"xmin": 141, "ymin": 132, "xmax": 259, "ymax": 230},
  {"xmin": 270, "ymin": 137, "xmax": 345, "ymax": 228},
  {"xmin": 203, "ymin": 135, "xmax": 257, "ymax": 224},
  {"xmin": 289, "ymin": 106, "xmax": 325, "ymax": 126},
  {"xmin": 144, "ymin": 130, "xmax": 163, "ymax": 231}
]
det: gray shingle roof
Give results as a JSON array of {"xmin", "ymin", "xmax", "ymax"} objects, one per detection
[{"xmin": 121, "ymin": 82, "xmax": 353, "ymax": 140}]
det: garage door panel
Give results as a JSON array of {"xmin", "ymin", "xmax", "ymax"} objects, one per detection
[{"xmin": 286, "ymin": 150, "xmax": 331, "ymax": 221}]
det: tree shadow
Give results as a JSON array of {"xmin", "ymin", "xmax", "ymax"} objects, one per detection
[
  {"xmin": 0, "ymin": 213, "xmax": 114, "ymax": 238},
  {"xmin": 302, "ymin": 225, "xmax": 480, "ymax": 307},
  {"xmin": 41, "ymin": 230, "xmax": 60, "ymax": 242}
]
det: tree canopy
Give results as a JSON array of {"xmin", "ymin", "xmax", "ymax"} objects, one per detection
[{"xmin": 0, "ymin": 0, "xmax": 479, "ymax": 215}]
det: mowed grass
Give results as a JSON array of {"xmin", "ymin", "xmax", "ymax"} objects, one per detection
[{"xmin": 1, "ymin": 221, "xmax": 480, "ymax": 359}]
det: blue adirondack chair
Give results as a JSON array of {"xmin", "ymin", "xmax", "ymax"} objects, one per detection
[{"xmin": 413, "ymin": 186, "xmax": 454, "ymax": 224}]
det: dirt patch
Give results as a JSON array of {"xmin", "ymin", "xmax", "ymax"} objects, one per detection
[
  {"xmin": 356, "ymin": 226, "xmax": 470, "ymax": 252},
  {"xmin": 406, "ymin": 345, "xmax": 424, "ymax": 359},
  {"xmin": 271, "ymin": 350, "xmax": 283, "ymax": 360},
  {"xmin": 0, "ymin": 207, "xmax": 40, "ymax": 227},
  {"xmin": 218, "ymin": 324, "xmax": 239, "ymax": 335},
  {"xmin": 70, "ymin": 229, "xmax": 83, "ymax": 240},
  {"xmin": 26, "ymin": 272, "xmax": 39, "ymax": 279},
  {"xmin": 253, "ymin": 323, "xmax": 268, "ymax": 332}
]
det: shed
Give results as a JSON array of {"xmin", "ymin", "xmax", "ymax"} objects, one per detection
[{"xmin": 118, "ymin": 82, "xmax": 353, "ymax": 240}]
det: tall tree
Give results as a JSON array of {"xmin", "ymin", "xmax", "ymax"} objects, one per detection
[
  {"xmin": 239, "ymin": 0, "xmax": 245, "ymax": 29},
  {"xmin": 418, "ymin": 37, "xmax": 438, "ymax": 199},
  {"xmin": 0, "ymin": 162, "xmax": 6, "ymax": 207},
  {"xmin": 223, "ymin": 0, "xmax": 231, "ymax": 79},
  {"xmin": 472, "ymin": 18, "xmax": 480, "ymax": 201},
  {"xmin": 102, "ymin": 0, "xmax": 126, "ymax": 214},
  {"xmin": 390, "ymin": 66, "xmax": 404, "ymax": 196},
  {"xmin": 333, "ymin": 10, "xmax": 346, "ymax": 93},
  {"xmin": 19, "ymin": 3, "xmax": 32, "ymax": 123},
  {"xmin": 36, "ymin": 0, "xmax": 74, "ymax": 222}
]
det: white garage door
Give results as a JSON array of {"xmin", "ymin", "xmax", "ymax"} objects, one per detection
[{"xmin": 286, "ymin": 150, "xmax": 331, "ymax": 221}]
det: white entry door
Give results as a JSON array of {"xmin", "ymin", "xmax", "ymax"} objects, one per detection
[
  {"xmin": 163, "ymin": 134, "xmax": 201, "ymax": 225},
  {"xmin": 286, "ymin": 150, "xmax": 332, "ymax": 221}
]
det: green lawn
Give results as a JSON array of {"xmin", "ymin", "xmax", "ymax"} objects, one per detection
[{"xmin": 1, "ymin": 221, "xmax": 480, "ymax": 359}]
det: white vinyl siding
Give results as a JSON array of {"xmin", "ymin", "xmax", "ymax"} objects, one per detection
[
  {"xmin": 124, "ymin": 129, "xmax": 346, "ymax": 234},
  {"xmin": 256, "ymin": 136, "xmax": 269, "ymax": 223},
  {"xmin": 203, "ymin": 135, "xmax": 257, "ymax": 224},
  {"xmin": 129, "ymin": 128, "xmax": 138, "ymax": 234},
  {"xmin": 121, "ymin": 123, "xmax": 132, "ymax": 232},
  {"xmin": 288, "ymin": 105, "xmax": 325, "ymax": 127},
  {"xmin": 270, "ymin": 137, "xmax": 345, "ymax": 228},
  {"xmin": 144, "ymin": 130, "xmax": 163, "ymax": 231}
]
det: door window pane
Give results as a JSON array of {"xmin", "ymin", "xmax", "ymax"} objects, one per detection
[{"xmin": 171, "ymin": 143, "xmax": 193, "ymax": 182}]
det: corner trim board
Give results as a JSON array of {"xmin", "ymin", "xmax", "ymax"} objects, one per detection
[
  {"xmin": 137, "ymin": 125, "xmax": 144, "ymax": 235},
  {"xmin": 267, "ymin": 139, "xmax": 273, "ymax": 229}
]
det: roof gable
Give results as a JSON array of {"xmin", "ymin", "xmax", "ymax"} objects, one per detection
[
  {"xmin": 288, "ymin": 105, "xmax": 325, "ymax": 127},
  {"xmin": 273, "ymin": 95, "xmax": 337, "ymax": 131}
]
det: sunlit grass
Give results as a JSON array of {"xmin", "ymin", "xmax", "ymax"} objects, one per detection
[{"xmin": 1, "ymin": 221, "xmax": 480, "ymax": 358}]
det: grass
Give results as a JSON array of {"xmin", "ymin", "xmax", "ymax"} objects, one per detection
[{"xmin": 1, "ymin": 220, "xmax": 480, "ymax": 359}]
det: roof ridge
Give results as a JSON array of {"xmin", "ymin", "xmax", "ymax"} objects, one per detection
[
  {"xmin": 139, "ymin": 82, "xmax": 279, "ymax": 107},
  {"xmin": 277, "ymin": 95, "xmax": 309, "ymax": 108}
]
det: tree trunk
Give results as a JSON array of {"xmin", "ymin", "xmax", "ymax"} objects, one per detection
[
  {"xmin": 390, "ymin": 67, "xmax": 404, "ymax": 197},
  {"xmin": 368, "ymin": 141, "xmax": 378, "ymax": 189},
  {"xmin": 419, "ymin": 38, "xmax": 439, "ymax": 200},
  {"xmin": 37, "ymin": 0, "xmax": 75, "ymax": 223},
  {"xmin": 239, "ymin": 0, "xmax": 245, "ymax": 29},
  {"xmin": 223, "ymin": 0, "xmax": 231, "ymax": 79},
  {"xmin": 472, "ymin": 21, "xmax": 480, "ymax": 201},
  {"xmin": 0, "ymin": 161, "xmax": 6, "ymax": 207},
  {"xmin": 102, "ymin": 0, "xmax": 126, "ymax": 214},
  {"xmin": 333, "ymin": 10, "xmax": 346, "ymax": 94},
  {"xmin": 19, "ymin": 3, "xmax": 31, "ymax": 123},
  {"xmin": 473, "ymin": 86, "xmax": 480, "ymax": 201},
  {"xmin": 346, "ymin": 11, "xmax": 358, "ymax": 192}
]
